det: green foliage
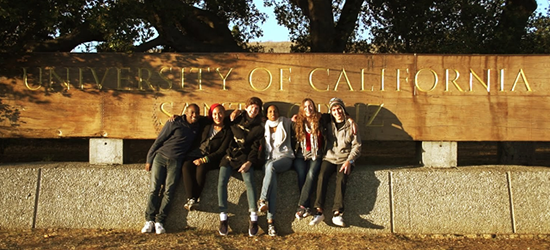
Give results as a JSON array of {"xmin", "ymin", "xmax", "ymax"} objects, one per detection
[
  {"xmin": 365, "ymin": 0, "xmax": 504, "ymax": 53},
  {"xmin": 0, "ymin": 0, "xmax": 547, "ymax": 53},
  {"xmin": 521, "ymin": 10, "xmax": 550, "ymax": 53},
  {"xmin": 0, "ymin": 0, "xmax": 266, "ymax": 53}
]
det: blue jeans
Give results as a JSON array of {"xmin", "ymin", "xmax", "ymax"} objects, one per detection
[
  {"xmin": 294, "ymin": 157, "xmax": 322, "ymax": 208},
  {"xmin": 145, "ymin": 154, "xmax": 183, "ymax": 223},
  {"xmin": 218, "ymin": 165, "xmax": 257, "ymax": 213},
  {"xmin": 259, "ymin": 157, "xmax": 293, "ymax": 220}
]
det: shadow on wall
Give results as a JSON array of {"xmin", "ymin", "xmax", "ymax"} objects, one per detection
[{"xmin": 262, "ymin": 101, "xmax": 418, "ymax": 166}]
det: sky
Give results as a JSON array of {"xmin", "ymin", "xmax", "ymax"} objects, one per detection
[{"xmin": 252, "ymin": 0, "xmax": 550, "ymax": 42}]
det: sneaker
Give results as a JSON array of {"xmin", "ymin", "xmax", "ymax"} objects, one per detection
[
  {"xmin": 258, "ymin": 200, "xmax": 268, "ymax": 212},
  {"xmin": 303, "ymin": 207, "xmax": 311, "ymax": 218},
  {"xmin": 184, "ymin": 198, "xmax": 197, "ymax": 211},
  {"xmin": 248, "ymin": 220, "xmax": 259, "ymax": 237},
  {"xmin": 141, "ymin": 221, "xmax": 154, "ymax": 233},
  {"xmin": 219, "ymin": 220, "xmax": 229, "ymax": 236},
  {"xmin": 295, "ymin": 206, "xmax": 306, "ymax": 220},
  {"xmin": 309, "ymin": 213, "xmax": 325, "ymax": 226},
  {"xmin": 267, "ymin": 223, "xmax": 277, "ymax": 237},
  {"xmin": 332, "ymin": 211, "xmax": 345, "ymax": 227},
  {"xmin": 154, "ymin": 222, "xmax": 166, "ymax": 234}
]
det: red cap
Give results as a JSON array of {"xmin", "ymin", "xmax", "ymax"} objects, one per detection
[{"xmin": 208, "ymin": 103, "xmax": 223, "ymax": 119}]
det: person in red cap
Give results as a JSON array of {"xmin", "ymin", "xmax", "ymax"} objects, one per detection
[{"xmin": 180, "ymin": 103, "xmax": 232, "ymax": 211}]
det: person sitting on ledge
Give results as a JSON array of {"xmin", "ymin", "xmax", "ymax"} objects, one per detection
[
  {"xmin": 257, "ymin": 104, "xmax": 295, "ymax": 237},
  {"xmin": 217, "ymin": 97, "xmax": 265, "ymax": 237},
  {"xmin": 141, "ymin": 104, "xmax": 201, "ymax": 234},
  {"xmin": 181, "ymin": 103, "xmax": 232, "ymax": 211},
  {"xmin": 309, "ymin": 98, "xmax": 361, "ymax": 227},
  {"xmin": 293, "ymin": 98, "xmax": 325, "ymax": 220}
]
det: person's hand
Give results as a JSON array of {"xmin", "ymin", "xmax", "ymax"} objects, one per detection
[
  {"xmin": 339, "ymin": 161, "xmax": 352, "ymax": 175},
  {"xmin": 145, "ymin": 163, "xmax": 151, "ymax": 172},
  {"xmin": 291, "ymin": 114, "xmax": 298, "ymax": 122},
  {"xmin": 193, "ymin": 159, "xmax": 202, "ymax": 166},
  {"xmin": 347, "ymin": 117, "xmax": 357, "ymax": 135},
  {"xmin": 230, "ymin": 109, "xmax": 242, "ymax": 121},
  {"xmin": 168, "ymin": 114, "xmax": 180, "ymax": 122},
  {"xmin": 238, "ymin": 161, "xmax": 252, "ymax": 173}
]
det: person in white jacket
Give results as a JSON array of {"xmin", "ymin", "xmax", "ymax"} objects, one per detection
[
  {"xmin": 257, "ymin": 104, "xmax": 295, "ymax": 236},
  {"xmin": 309, "ymin": 98, "xmax": 361, "ymax": 227}
]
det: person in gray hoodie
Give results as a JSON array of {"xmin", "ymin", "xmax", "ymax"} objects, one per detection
[{"xmin": 309, "ymin": 98, "xmax": 361, "ymax": 227}]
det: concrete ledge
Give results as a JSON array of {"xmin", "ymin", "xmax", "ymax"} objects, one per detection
[
  {"xmin": 1, "ymin": 163, "xmax": 549, "ymax": 235},
  {"xmin": 0, "ymin": 167, "xmax": 39, "ymax": 229}
]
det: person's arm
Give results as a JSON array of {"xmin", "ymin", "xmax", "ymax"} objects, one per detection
[
  {"xmin": 230, "ymin": 109, "xmax": 242, "ymax": 121},
  {"xmin": 340, "ymin": 122, "xmax": 362, "ymax": 175},
  {"xmin": 145, "ymin": 120, "xmax": 173, "ymax": 169},
  {"xmin": 347, "ymin": 121, "xmax": 362, "ymax": 162}
]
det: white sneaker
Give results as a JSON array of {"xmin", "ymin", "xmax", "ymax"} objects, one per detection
[
  {"xmin": 309, "ymin": 213, "xmax": 325, "ymax": 226},
  {"xmin": 155, "ymin": 222, "xmax": 166, "ymax": 234},
  {"xmin": 184, "ymin": 198, "xmax": 196, "ymax": 211},
  {"xmin": 332, "ymin": 214, "xmax": 345, "ymax": 227},
  {"xmin": 141, "ymin": 221, "xmax": 154, "ymax": 233}
]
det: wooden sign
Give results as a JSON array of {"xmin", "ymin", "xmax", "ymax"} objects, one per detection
[{"xmin": 0, "ymin": 53, "xmax": 547, "ymax": 141}]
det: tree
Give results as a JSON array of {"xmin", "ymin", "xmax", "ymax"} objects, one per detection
[
  {"xmin": 0, "ymin": 0, "xmax": 546, "ymax": 54},
  {"xmin": 0, "ymin": 0, "xmax": 266, "ymax": 53},
  {"xmin": 266, "ymin": 0, "xmax": 370, "ymax": 52},
  {"xmin": 520, "ymin": 8, "xmax": 550, "ymax": 53},
  {"xmin": 364, "ymin": 0, "xmax": 538, "ymax": 54}
]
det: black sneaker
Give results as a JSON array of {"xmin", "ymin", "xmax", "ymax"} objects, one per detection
[
  {"xmin": 219, "ymin": 220, "xmax": 228, "ymax": 236},
  {"xmin": 267, "ymin": 223, "xmax": 277, "ymax": 237},
  {"xmin": 248, "ymin": 220, "xmax": 259, "ymax": 237}
]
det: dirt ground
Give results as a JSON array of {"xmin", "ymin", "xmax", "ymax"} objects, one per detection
[{"xmin": 2, "ymin": 228, "xmax": 550, "ymax": 250}]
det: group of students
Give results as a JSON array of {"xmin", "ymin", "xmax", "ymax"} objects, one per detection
[{"xmin": 140, "ymin": 96, "xmax": 362, "ymax": 237}]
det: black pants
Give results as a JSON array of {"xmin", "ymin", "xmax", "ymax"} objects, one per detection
[
  {"xmin": 181, "ymin": 160, "xmax": 213, "ymax": 200},
  {"xmin": 313, "ymin": 160, "xmax": 350, "ymax": 213}
]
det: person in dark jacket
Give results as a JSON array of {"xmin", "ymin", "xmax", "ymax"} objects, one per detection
[
  {"xmin": 181, "ymin": 103, "xmax": 232, "ymax": 211},
  {"xmin": 141, "ymin": 104, "xmax": 201, "ymax": 234},
  {"xmin": 217, "ymin": 97, "xmax": 264, "ymax": 237}
]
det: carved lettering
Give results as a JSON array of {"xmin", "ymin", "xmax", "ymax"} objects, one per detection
[
  {"xmin": 48, "ymin": 67, "xmax": 70, "ymax": 91},
  {"xmin": 22, "ymin": 67, "xmax": 41, "ymax": 91},
  {"xmin": 511, "ymin": 69, "xmax": 532, "ymax": 92},
  {"xmin": 158, "ymin": 67, "xmax": 173, "ymax": 91},
  {"xmin": 381, "ymin": 69, "xmax": 385, "ymax": 91},
  {"xmin": 309, "ymin": 68, "xmax": 329, "ymax": 92},
  {"xmin": 396, "ymin": 68, "xmax": 408, "ymax": 91},
  {"xmin": 249, "ymin": 68, "xmax": 272, "ymax": 91},
  {"xmin": 216, "ymin": 68, "xmax": 233, "ymax": 90},
  {"xmin": 138, "ymin": 68, "xmax": 154, "ymax": 91},
  {"xmin": 89, "ymin": 67, "xmax": 110, "ymax": 90},
  {"xmin": 445, "ymin": 69, "xmax": 463, "ymax": 92},
  {"xmin": 279, "ymin": 68, "xmax": 291, "ymax": 91},
  {"xmin": 334, "ymin": 68, "xmax": 354, "ymax": 91},
  {"xmin": 414, "ymin": 68, "xmax": 438, "ymax": 92},
  {"xmin": 469, "ymin": 69, "xmax": 490, "ymax": 92}
]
